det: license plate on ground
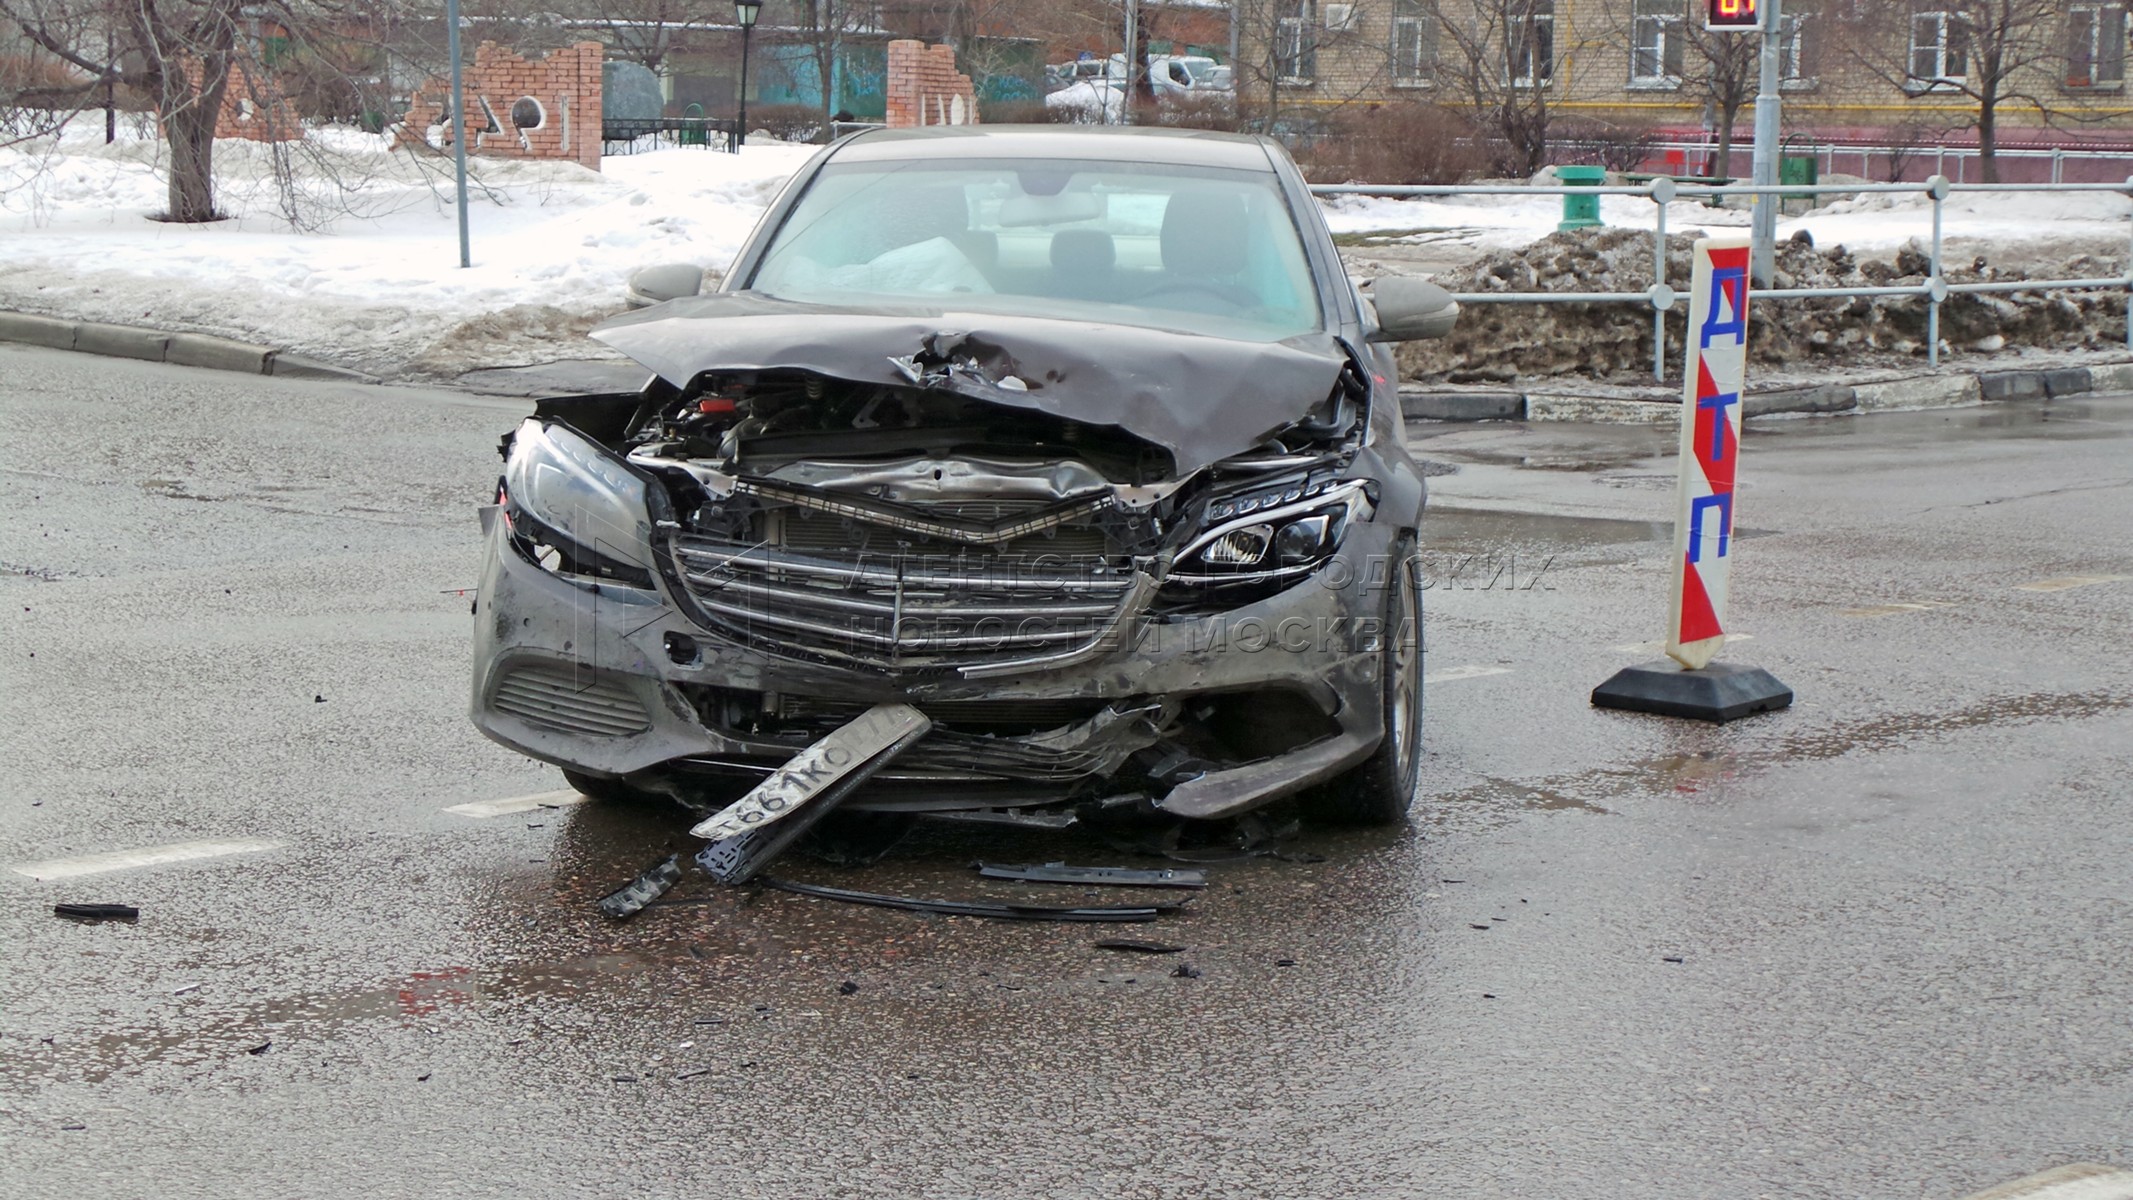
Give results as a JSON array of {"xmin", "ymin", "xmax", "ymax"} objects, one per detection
[{"xmin": 688, "ymin": 703, "xmax": 931, "ymax": 842}]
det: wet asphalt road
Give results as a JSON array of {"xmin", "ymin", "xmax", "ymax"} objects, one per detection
[{"xmin": 4, "ymin": 344, "xmax": 2130, "ymax": 1199}]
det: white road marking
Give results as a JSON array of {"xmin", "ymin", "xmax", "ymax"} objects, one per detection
[
  {"xmin": 444, "ymin": 790, "xmax": 588, "ymax": 819},
  {"xmin": 2015, "ymin": 574, "xmax": 2130, "ymax": 593},
  {"xmin": 10, "ymin": 837, "xmax": 284, "ymax": 881},
  {"xmin": 1954, "ymin": 1163, "xmax": 2133, "ymax": 1200},
  {"xmin": 1841, "ymin": 601, "xmax": 1954, "ymax": 618},
  {"xmin": 1611, "ymin": 634, "xmax": 1755, "ymax": 654},
  {"xmin": 1424, "ymin": 665, "xmax": 1512, "ymax": 685}
]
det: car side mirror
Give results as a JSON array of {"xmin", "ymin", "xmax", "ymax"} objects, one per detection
[
  {"xmin": 625, "ymin": 263, "xmax": 713, "ymax": 308},
  {"xmin": 1365, "ymin": 276, "xmax": 1459, "ymax": 342}
]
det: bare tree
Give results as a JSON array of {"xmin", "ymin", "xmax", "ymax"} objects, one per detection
[
  {"xmin": 2, "ymin": 29, "xmax": 103, "ymax": 145},
  {"xmin": 569, "ymin": 0, "xmax": 722, "ymax": 76},
  {"xmin": 781, "ymin": 0, "xmax": 873, "ymax": 124},
  {"xmin": 0, "ymin": 0, "xmax": 298, "ymax": 220},
  {"xmin": 1229, "ymin": 0, "xmax": 1394, "ymax": 132},
  {"xmin": 1838, "ymin": 0, "xmax": 2072, "ymax": 182},
  {"xmin": 1683, "ymin": 21, "xmax": 1759, "ymax": 178},
  {"xmin": 1595, "ymin": 0, "xmax": 1762, "ymax": 178},
  {"xmin": 1434, "ymin": 0, "xmax": 1570, "ymax": 175}
]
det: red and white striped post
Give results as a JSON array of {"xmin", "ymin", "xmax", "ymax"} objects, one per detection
[{"xmin": 1593, "ymin": 235, "xmax": 1793, "ymax": 723}]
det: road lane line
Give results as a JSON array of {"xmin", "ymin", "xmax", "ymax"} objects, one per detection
[
  {"xmin": 1424, "ymin": 665, "xmax": 1511, "ymax": 685},
  {"xmin": 444, "ymin": 790, "xmax": 588, "ymax": 819},
  {"xmin": 1953, "ymin": 1162, "xmax": 2133, "ymax": 1200},
  {"xmin": 2015, "ymin": 574, "xmax": 2129, "ymax": 593},
  {"xmin": 1841, "ymin": 601, "xmax": 1954, "ymax": 617},
  {"xmin": 10, "ymin": 837, "xmax": 284, "ymax": 881},
  {"xmin": 1611, "ymin": 634, "xmax": 1754, "ymax": 654}
]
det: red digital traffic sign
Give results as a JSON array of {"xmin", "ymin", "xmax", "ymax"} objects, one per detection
[{"xmin": 1707, "ymin": 0, "xmax": 1761, "ymax": 29}]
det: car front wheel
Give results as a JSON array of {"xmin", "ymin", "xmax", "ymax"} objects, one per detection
[{"xmin": 1311, "ymin": 534, "xmax": 1423, "ymax": 826}]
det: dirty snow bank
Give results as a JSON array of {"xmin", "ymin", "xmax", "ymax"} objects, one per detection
[
  {"xmin": 0, "ymin": 124, "xmax": 814, "ymax": 376},
  {"xmin": 1400, "ymin": 227, "xmax": 2129, "ymax": 385}
]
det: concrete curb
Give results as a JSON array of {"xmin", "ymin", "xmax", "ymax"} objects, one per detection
[
  {"xmin": 6, "ymin": 306, "xmax": 2123, "ymax": 421},
  {"xmin": 0, "ymin": 310, "xmax": 376, "ymax": 384},
  {"xmin": 1402, "ymin": 360, "xmax": 2123, "ymax": 426}
]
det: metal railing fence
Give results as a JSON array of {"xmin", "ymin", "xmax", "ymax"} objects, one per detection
[
  {"xmin": 1575, "ymin": 140, "xmax": 2133, "ymax": 185},
  {"xmin": 1311, "ymin": 176, "xmax": 2133, "ymax": 381}
]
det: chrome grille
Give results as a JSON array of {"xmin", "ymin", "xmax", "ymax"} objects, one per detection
[
  {"xmin": 772, "ymin": 504, "xmax": 1111, "ymax": 559},
  {"xmin": 669, "ymin": 534, "xmax": 1149, "ymax": 671},
  {"xmin": 491, "ymin": 663, "xmax": 652, "ymax": 737}
]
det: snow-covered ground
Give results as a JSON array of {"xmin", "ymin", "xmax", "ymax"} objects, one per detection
[
  {"xmin": 2, "ymin": 122, "xmax": 2125, "ymax": 378},
  {"xmin": 1318, "ymin": 184, "xmax": 2132, "ymax": 260},
  {"xmin": 0, "ymin": 124, "xmax": 816, "ymax": 375}
]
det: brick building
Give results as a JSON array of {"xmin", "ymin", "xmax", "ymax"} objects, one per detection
[{"xmin": 1237, "ymin": 0, "xmax": 2133, "ymax": 180}]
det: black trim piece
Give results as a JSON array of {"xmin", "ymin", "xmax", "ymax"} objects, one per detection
[
  {"xmin": 760, "ymin": 878, "xmax": 1185, "ymax": 922},
  {"xmin": 976, "ymin": 862, "xmax": 1208, "ymax": 889}
]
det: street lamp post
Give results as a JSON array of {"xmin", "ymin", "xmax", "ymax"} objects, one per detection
[
  {"xmin": 1747, "ymin": 0, "xmax": 1784, "ymax": 285},
  {"xmin": 447, "ymin": 0, "xmax": 470, "ymax": 268},
  {"xmin": 733, "ymin": 0, "xmax": 760, "ymax": 151}
]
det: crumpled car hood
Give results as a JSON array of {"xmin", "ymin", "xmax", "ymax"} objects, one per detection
[{"xmin": 591, "ymin": 292, "xmax": 1349, "ymax": 474}]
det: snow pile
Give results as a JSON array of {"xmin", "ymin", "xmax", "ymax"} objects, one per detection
[
  {"xmin": 0, "ymin": 124, "xmax": 815, "ymax": 376},
  {"xmin": 1400, "ymin": 227, "xmax": 2128, "ymax": 385}
]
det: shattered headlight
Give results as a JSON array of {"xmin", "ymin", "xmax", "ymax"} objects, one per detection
[
  {"xmin": 1177, "ymin": 480, "xmax": 1373, "ymax": 577},
  {"xmin": 500, "ymin": 419, "xmax": 657, "ymax": 586}
]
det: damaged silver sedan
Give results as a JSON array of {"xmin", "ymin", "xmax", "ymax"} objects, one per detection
[{"xmin": 471, "ymin": 127, "xmax": 1457, "ymax": 833}]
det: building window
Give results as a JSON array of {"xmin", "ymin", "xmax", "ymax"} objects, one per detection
[
  {"xmin": 1630, "ymin": 0, "xmax": 1686, "ymax": 85},
  {"xmin": 1277, "ymin": 2, "xmax": 1318, "ymax": 84},
  {"xmin": 1509, "ymin": 0, "xmax": 1555, "ymax": 86},
  {"xmin": 1779, "ymin": 12, "xmax": 1813, "ymax": 85},
  {"xmin": 2069, "ymin": 4, "xmax": 2128, "ymax": 86},
  {"xmin": 1907, "ymin": 11, "xmax": 1969, "ymax": 87},
  {"xmin": 1393, "ymin": 0, "xmax": 1437, "ymax": 84}
]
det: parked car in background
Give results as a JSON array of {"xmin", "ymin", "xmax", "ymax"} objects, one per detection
[
  {"xmin": 1046, "ymin": 54, "xmax": 1233, "ymax": 100},
  {"xmin": 1149, "ymin": 55, "xmax": 1231, "ymax": 98}
]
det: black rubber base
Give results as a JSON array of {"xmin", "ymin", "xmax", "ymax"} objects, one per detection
[{"xmin": 1591, "ymin": 660, "xmax": 1794, "ymax": 723}]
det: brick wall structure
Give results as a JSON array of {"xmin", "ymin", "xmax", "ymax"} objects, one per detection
[
  {"xmin": 176, "ymin": 57, "xmax": 301, "ymax": 143},
  {"xmin": 885, "ymin": 40, "xmax": 979, "ymax": 128},
  {"xmin": 394, "ymin": 41, "xmax": 604, "ymax": 172},
  {"xmin": 1245, "ymin": 0, "xmax": 2133, "ymax": 180}
]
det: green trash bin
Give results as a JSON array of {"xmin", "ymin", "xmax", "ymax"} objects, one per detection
[
  {"xmin": 679, "ymin": 102, "xmax": 708, "ymax": 147},
  {"xmin": 1556, "ymin": 164, "xmax": 1606, "ymax": 231},
  {"xmin": 1780, "ymin": 155, "xmax": 1818, "ymax": 201}
]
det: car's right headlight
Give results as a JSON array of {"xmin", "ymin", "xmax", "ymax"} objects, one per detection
[
  {"xmin": 1177, "ymin": 480, "xmax": 1373, "ymax": 577},
  {"xmin": 500, "ymin": 419, "xmax": 656, "ymax": 586}
]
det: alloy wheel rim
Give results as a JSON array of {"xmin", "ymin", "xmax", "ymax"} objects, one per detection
[{"xmin": 1389, "ymin": 558, "xmax": 1420, "ymax": 780}]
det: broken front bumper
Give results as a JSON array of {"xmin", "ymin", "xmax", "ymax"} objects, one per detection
[{"xmin": 469, "ymin": 511, "xmax": 1397, "ymax": 822}]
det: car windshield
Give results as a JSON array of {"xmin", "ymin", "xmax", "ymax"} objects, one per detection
[{"xmin": 746, "ymin": 157, "xmax": 1323, "ymax": 342}]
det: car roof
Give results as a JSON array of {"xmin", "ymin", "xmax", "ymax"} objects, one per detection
[{"xmin": 830, "ymin": 125, "xmax": 1279, "ymax": 171}]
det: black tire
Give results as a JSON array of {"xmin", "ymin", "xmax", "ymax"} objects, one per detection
[{"xmin": 1312, "ymin": 534, "xmax": 1424, "ymax": 826}]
